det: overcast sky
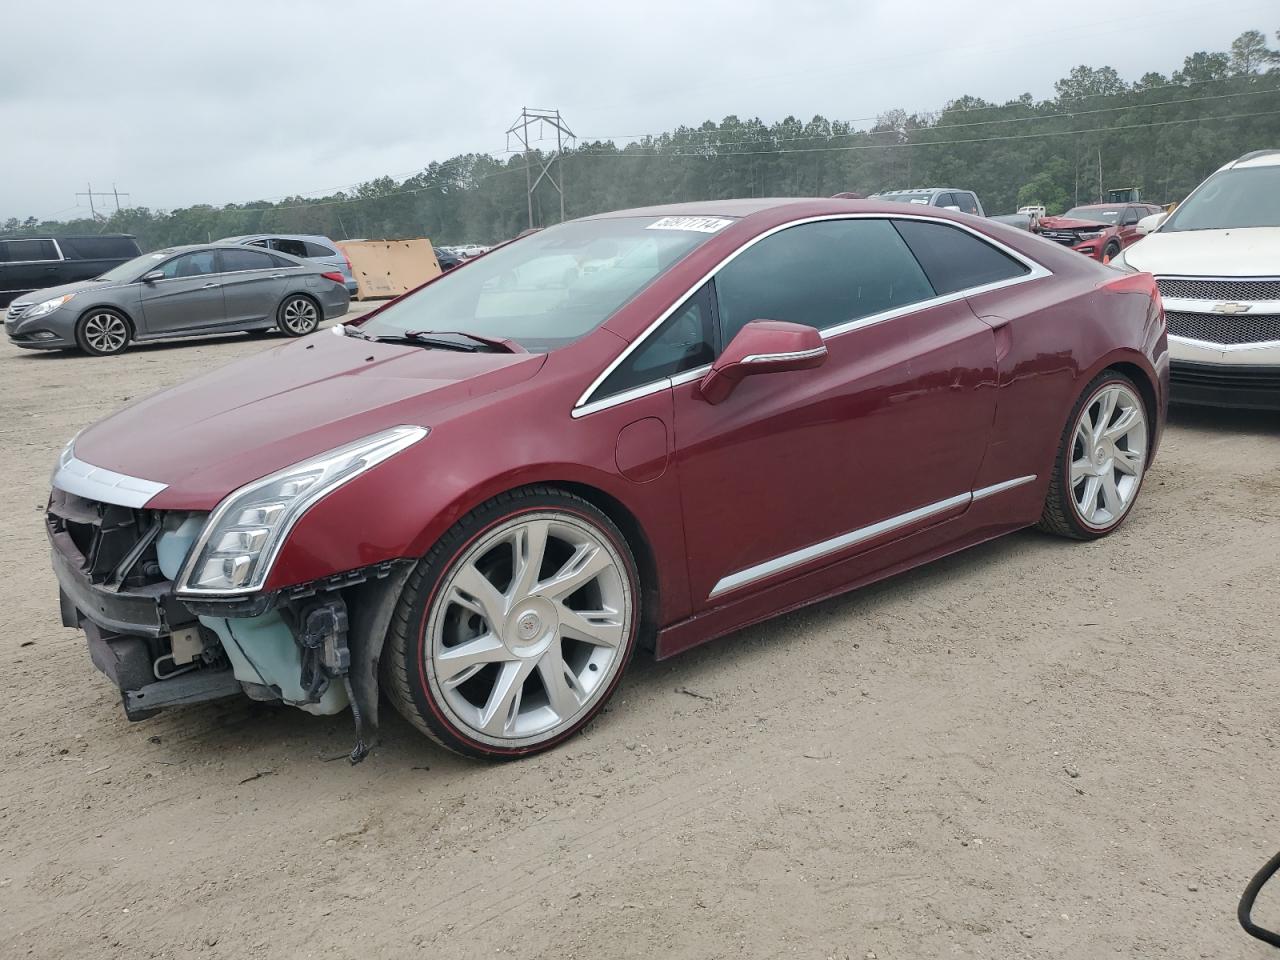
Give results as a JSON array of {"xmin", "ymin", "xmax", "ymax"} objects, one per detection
[{"xmin": 3, "ymin": 0, "xmax": 1274, "ymax": 220}]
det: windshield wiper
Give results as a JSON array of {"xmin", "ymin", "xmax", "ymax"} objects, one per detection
[{"xmin": 346, "ymin": 328, "xmax": 523, "ymax": 353}]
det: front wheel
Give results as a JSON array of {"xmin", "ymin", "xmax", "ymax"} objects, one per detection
[
  {"xmin": 277, "ymin": 295, "xmax": 319, "ymax": 336},
  {"xmin": 385, "ymin": 487, "xmax": 640, "ymax": 760},
  {"xmin": 75, "ymin": 309, "xmax": 131, "ymax": 356},
  {"xmin": 1038, "ymin": 371, "xmax": 1149, "ymax": 540},
  {"xmin": 1102, "ymin": 241, "xmax": 1121, "ymax": 263}
]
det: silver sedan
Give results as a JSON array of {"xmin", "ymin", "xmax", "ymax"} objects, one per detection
[{"xmin": 4, "ymin": 243, "xmax": 350, "ymax": 356}]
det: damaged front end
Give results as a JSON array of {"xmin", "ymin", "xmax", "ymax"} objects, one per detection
[{"xmin": 47, "ymin": 486, "xmax": 411, "ymax": 762}]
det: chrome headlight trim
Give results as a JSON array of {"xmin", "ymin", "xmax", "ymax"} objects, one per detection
[{"xmin": 175, "ymin": 425, "xmax": 428, "ymax": 597}]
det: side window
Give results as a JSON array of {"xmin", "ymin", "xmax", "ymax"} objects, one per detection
[
  {"xmin": 594, "ymin": 284, "xmax": 717, "ymax": 400},
  {"xmin": 715, "ymin": 219, "xmax": 936, "ymax": 343},
  {"xmin": 271, "ymin": 238, "xmax": 309, "ymax": 258},
  {"xmin": 2, "ymin": 239, "xmax": 59, "ymax": 262},
  {"xmin": 219, "ymin": 248, "xmax": 276, "ymax": 272},
  {"xmin": 158, "ymin": 251, "xmax": 219, "ymax": 280},
  {"xmin": 269, "ymin": 252, "xmax": 301, "ymax": 268},
  {"xmin": 892, "ymin": 220, "xmax": 1029, "ymax": 295},
  {"xmin": 248, "ymin": 239, "xmax": 270, "ymax": 248},
  {"xmin": 303, "ymin": 241, "xmax": 337, "ymax": 258},
  {"xmin": 1121, "ymin": 207, "xmax": 1140, "ymax": 226},
  {"xmin": 954, "ymin": 193, "xmax": 980, "ymax": 215},
  {"xmin": 933, "ymin": 193, "xmax": 956, "ymax": 209}
]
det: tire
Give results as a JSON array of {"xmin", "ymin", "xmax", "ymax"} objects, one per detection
[
  {"xmin": 384, "ymin": 486, "xmax": 640, "ymax": 760},
  {"xmin": 75, "ymin": 309, "xmax": 131, "ymax": 356},
  {"xmin": 277, "ymin": 295, "xmax": 320, "ymax": 336},
  {"xmin": 1103, "ymin": 241, "xmax": 1121, "ymax": 263},
  {"xmin": 1037, "ymin": 370, "xmax": 1149, "ymax": 540}
]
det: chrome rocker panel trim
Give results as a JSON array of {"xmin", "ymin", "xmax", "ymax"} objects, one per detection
[{"xmin": 709, "ymin": 475, "xmax": 1037, "ymax": 599}]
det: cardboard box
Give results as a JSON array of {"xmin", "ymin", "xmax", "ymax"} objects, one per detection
[{"xmin": 337, "ymin": 239, "xmax": 442, "ymax": 300}]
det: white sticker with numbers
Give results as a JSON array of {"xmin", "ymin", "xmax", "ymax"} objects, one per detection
[{"xmin": 646, "ymin": 216, "xmax": 734, "ymax": 233}]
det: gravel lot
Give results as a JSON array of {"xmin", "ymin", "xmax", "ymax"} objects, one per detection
[{"xmin": 1, "ymin": 314, "xmax": 1278, "ymax": 960}]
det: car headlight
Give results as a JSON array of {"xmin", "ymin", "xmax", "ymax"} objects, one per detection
[
  {"xmin": 1076, "ymin": 231, "xmax": 1104, "ymax": 241},
  {"xmin": 23, "ymin": 294, "xmax": 75, "ymax": 319},
  {"xmin": 176, "ymin": 425, "xmax": 427, "ymax": 595}
]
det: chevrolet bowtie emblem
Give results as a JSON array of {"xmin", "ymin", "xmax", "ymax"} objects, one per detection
[{"xmin": 1211, "ymin": 302, "xmax": 1251, "ymax": 315}]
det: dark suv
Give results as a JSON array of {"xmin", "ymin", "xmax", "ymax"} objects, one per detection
[{"xmin": 0, "ymin": 235, "xmax": 142, "ymax": 308}]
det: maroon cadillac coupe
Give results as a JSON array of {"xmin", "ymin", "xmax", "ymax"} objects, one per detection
[{"xmin": 47, "ymin": 198, "xmax": 1168, "ymax": 760}]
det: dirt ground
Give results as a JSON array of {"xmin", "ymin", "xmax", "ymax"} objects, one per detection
[{"xmin": 2, "ymin": 313, "xmax": 1278, "ymax": 960}]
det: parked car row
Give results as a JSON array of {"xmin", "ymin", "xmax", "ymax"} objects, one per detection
[{"xmin": 5, "ymin": 244, "xmax": 349, "ymax": 355}]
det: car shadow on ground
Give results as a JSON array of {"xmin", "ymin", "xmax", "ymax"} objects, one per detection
[{"xmin": 124, "ymin": 529, "xmax": 1034, "ymax": 780}]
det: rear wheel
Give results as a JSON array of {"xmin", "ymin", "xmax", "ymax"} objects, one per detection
[
  {"xmin": 1038, "ymin": 371, "xmax": 1149, "ymax": 539},
  {"xmin": 75, "ymin": 309, "xmax": 131, "ymax": 356},
  {"xmin": 277, "ymin": 295, "xmax": 319, "ymax": 336},
  {"xmin": 385, "ymin": 487, "xmax": 640, "ymax": 760}
]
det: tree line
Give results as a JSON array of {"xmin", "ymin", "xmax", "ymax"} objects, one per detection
[{"xmin": 4, "ymin": 28, "xmax": 1279, "ymax": 250}]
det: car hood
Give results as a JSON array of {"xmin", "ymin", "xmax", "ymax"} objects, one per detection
[
  {"xmin": 12, "ymin": 278, "xmax": 123, "ymax": 304},
  {"xmin": 1122, "ymin": 227, "xmax": 1280, "ymax": 277},
  {"xmin": 1038, "ymin": 217, "xmax": 1113, "ymax": 231},
  {"xmin": 73, "ymin": 331, "xmax": 547, "ymax": 509}
]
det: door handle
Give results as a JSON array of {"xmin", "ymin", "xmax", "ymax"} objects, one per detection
[
  {"xmin": 202, "ymin": 282, "xmax": 221, "ymax": 288},
  {"xmin": 270, "ymin": 273, "xmax": 285, "ymax": 279}
]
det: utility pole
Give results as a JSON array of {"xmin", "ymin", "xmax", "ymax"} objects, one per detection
[
  {"xmin": 506, "ymin": 108, "xmax": 575, "ymax": 229},
  {"xmin": 75, "ymin": 182, "xmax": 130, "ymax": 222}
]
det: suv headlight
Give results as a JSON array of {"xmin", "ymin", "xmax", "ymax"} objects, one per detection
[
  {"xmin": 176, "ymin": 425, "xmax": 427, "ymax": 595},
  {"xmin": 24, "ymin": 294, "xmax": 75, "ymax": 319},
  {"xmin": 1076, "ymin": 231, "xmax": 1104, "ymax": 241}
]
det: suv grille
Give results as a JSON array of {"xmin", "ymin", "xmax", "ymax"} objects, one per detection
[
  {"xmin": 1156, "ymin": 278, "xmax": 1280, "ymax": 301},
  {"xmin": 1039, "ymin": 231, "xmax": 1086, "ymax": 246},
  {"xmin": 1166, "ymin": 310, "xmax": 1280, "ymax": 346}
]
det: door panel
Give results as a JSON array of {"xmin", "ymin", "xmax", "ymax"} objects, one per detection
[
  {"xmin": 674, "ymin": 299, "xmax": 997, "ymax": 608},
  {"xmin": 137, "ymin": 251, "xmax": 226, "ymax": 335},
  {"xmin": 216, "ymin": 248, "xmax": 289, "ymax": 326}
]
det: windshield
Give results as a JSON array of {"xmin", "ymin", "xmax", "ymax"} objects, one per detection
[
  {"xmin": 1162, "ymin": 166, "xmax": 1280, "ymax": 232},
  {"xmin": 876, "ymin": 192, "xmax": 936, "ymax": 206},
  {"xmin": 95, "ymin": 251, "xmax": 172, "ymax": 282},
  {"xmin": 1062, "ymin": 206, "xmax": 1123, "ymax": 223},
  {"xmin": 357, "ymin": 216, "xmax": 726, "ymax": 352}
]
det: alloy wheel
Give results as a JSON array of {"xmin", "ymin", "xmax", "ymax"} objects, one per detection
[
  {"xmin": 82, "ymin": 313, "xmax": 129, "ymax": 354},
  {"xmin": 1069, "ymin": 381, "xmax": 1147, "ymax": 529},
  {"xmin": 425, "ymin": 513, "xmax": 632, "ymax": 748},
  {"xmin": 281, "ymin": 297, "xmax": 318, "ymax": 334}
]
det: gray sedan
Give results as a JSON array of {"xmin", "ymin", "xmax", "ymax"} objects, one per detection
[{"xmin": 4, "ymin": 244, "xmax": 350, "ymax": 356}]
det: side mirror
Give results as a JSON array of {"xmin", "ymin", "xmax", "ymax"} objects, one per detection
[
  {"xmin": 141, "ymin": 270, "xmax": 164, "ymax": 284},
  {"xmin": 699, "ymin": 320, "xmax": 827, "ymax": 405},
  {"xmin": 942, "ymin": 205, "xmax": 962, "ymax": 212},
  {"xmin": 1136, "ymin": 213, "xmax": 1166, "ymax": 236}
]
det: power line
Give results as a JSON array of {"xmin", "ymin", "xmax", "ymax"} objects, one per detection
[
  {"xmin": 560, "ymin": 82, "xmax": 1280, "ymax": 154},
  {"xmin": 562, "ymin": 110, "xmax": 1280, "ymax": 160}
]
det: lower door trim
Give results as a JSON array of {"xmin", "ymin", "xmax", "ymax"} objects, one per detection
[{"xmin": 708, "ymin": 474, "xmax": 1036, "ymax": 600}]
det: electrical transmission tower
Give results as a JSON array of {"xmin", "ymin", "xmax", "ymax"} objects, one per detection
[
  {"xmin": 75, "ymin": 183, "xmax": 130, "ymax": 222},
  {"xmin": 506, "ymin": 108, "xmax": 575, "ymax": 229}
]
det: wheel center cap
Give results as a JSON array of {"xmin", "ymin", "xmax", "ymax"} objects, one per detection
[
  {"xmin": 1094, "ymin": 446, "xmax": 1107, "ymax": 467},
  {"xmin": 503, "ymin": 596, "xmax": 558, "ymax": 656}
]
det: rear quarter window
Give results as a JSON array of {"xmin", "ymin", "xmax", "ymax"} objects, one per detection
[
  {"xmin": 302, "ymin": 241, "xmax": 337, "ymax": 258},
  {"xmin": 892, "ymin": 220, "xmax": 1029, "ymax": 295},
  {"xmin": 0, "ymin": 239, "xmax": 60, "ymax": 263}
]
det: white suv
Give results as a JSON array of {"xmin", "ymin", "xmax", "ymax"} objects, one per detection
[{"xmin": 1112, "ymin": 150, "xmax": 1280, "ymax": 409}]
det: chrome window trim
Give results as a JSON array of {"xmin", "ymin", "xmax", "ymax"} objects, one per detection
[
  {"xmin": 52, "ymin": 455, "xmax": 168, "ymax": 509},
  {"xmin": 572, "ymin": 213, "xmax": 1052, "ymax": 418},
  {"xmin": 709, "ymin": 474, "xmax": 1037, "ymax": 599},
  {"xmin": 0, "ymin": 238, "xmax": 65, "ymax": 265}
]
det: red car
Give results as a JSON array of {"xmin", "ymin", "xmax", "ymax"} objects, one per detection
[
  {"xmin": 1035, "ymin": 202, "xmax": 1165, "ymax": 261},
  {"xmin": 47, "ymin": 198, "xmax": 1168, "ymax": 760}
]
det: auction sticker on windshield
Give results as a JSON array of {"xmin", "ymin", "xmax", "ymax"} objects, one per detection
[{"xmin": 646, "ymin": 216, "xmax": 735, "ymax": 233}]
